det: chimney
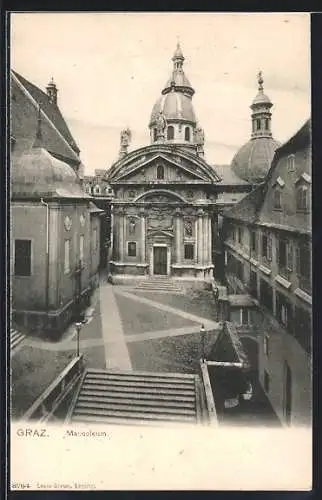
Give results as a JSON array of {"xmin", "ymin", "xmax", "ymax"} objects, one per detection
[{"xmin": 46, "ymin": 77, "xmax": 58, "ymax": 105}]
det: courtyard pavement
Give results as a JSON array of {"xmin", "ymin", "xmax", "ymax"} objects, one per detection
[{"xmin": 21, "ymin": 281, "xmax": 222, "ymax": 374}]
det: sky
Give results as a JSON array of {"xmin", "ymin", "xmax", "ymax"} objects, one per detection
[{"xmin": 11, "ymin": 13, "xmax": 310, "ymax": 175}]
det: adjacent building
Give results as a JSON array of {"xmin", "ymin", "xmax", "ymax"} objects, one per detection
[
  {"xmin": 11, "ymin": 71, "xmax": 102, "ymax": 336},
  {"xmin": 222, "ymin": 119, "xmax": 312, "ymax": 425}
]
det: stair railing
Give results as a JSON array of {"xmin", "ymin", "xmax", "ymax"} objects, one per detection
[{"xmin": 21, "ymin": 355, "xmax": 84, "ymax": 423}]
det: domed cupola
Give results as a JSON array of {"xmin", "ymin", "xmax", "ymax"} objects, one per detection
[
  {"xmin": 231, "ymin": 72, "xmax": 281, "ymax": 184},
  {"xmin": 149, "ymin": 43, "xmax": 204, "ymax": 155},
  {"xmin": 12, "ymin": 106, "xmax": 87, "ymax": 199}
]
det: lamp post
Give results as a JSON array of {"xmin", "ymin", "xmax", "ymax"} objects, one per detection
[
  {"xmin": 75, "ymin": 321, "xmax": 82, "ymax": 357},
  {"xmin": 200, "ymin": 324, "xmax": 206, "ymax": 362}
]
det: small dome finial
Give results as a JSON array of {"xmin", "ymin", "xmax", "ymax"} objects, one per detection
[
  {"xmin": 258, "ymin": 71, "xmax": 264, "ymax": 92},
  {"xmin": 172, "ymin": 40, "xmax": 184, "ymax": 62}
]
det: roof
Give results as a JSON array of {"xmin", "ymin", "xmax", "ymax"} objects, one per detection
[
  {"xmin": 228, "ymin": 294, "xmax": 256, "ymax": 307},
  {"xmin": 209, "ymin": 322, "xmax": 250, "ymax": 368},
  {"xmin": 223, "ymin": 118, "xmax": 311, "ymax": 230},
  {"xmin": 89, "ymin": 201, "xmax": 105, "ymax": 214},
  {"xmin": 231, "ymin": 137, "xmax": 281, "ymax": 184},
  {"xmin": 150, "ymin": 91, "xmax": 196, "ymax": 125},
  {"xmin": 213, "ymin": 164, "xmax": 250, "ymax": 186},
  {"xmin": 12, "ymin": 70, "xmax": 80, "ymax": 158},
  {"xmin": 251, "ymin": 91, "xmax": 272, "ymax": 107},
  {"xmin": 222, "ymin": 184, "xmax": 266, "ymax": 224},
  {"xmin": 12, "ymin": 145, "xmax": 88, "ymax": 200},
  {"xmin": 216, "ymin": 192, "xmax": 249, "ymax": 206}
]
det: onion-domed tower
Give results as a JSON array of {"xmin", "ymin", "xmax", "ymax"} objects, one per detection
[
  {"xmin": 231, "ymin": 72, "xmax": 281, "ymax": 184},
  {"xmin": 149, "ymin": 43, "xmax": 204, "ymax": 155}
]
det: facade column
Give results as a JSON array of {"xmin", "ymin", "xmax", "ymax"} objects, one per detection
[
  {"xmin": 119, "ymin": 209, "xmax": 124, "ymax": 262},
  {"xmin": 208, "ymin": 216, "xmax": 212, "ymax": 265},
  {"xmin": 140, "ymin": 210, "xmax": 146, "ymax": 262},
  {"xmin": 204, "ymin": 214, "xmax": 209, "ymax": 265},
  {"xmin": 175, "ymin": 209, "xmax": 181, "ymax": 264},
  {"xmin": 197, "ymin": 209, "xmax": 204, "ymax": 265}
]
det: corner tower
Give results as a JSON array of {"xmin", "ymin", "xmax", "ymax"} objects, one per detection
[{"xmin": 231, "ymin": 72, "xmax": 281, "ymax": 184}]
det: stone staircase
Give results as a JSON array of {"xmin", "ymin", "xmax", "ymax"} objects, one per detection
[
  {"xmin": 10, "ymin": 327, "xmax": 26, "ymax": 352},
  {"xmin": 66, "ymin": 368, "xmax": 207, "ymax": 426},
  {"xmin": 132, "ymin": 277, "xmax": 183, "ymax": 294}
]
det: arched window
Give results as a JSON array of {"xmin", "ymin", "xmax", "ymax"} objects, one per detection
[
  {"xmin": 94, "ymin": 185, "xmax": 101, "ymax": 195},
  {"xmin": 265, "ymin": 118, "xmax": 270, "ymax": 130},
  {"xmin": 256, "ymin": 119, "xmax": 261, "ymax": 131},
  {"xmin": 157, "ymin": 164, "xmax": 165, "ymax": 180},
  {"xmin": 185, "ymin": 127, "xmax": 190, "ymax": 141},
  {"xmin": 167, "ymin": 126, "xmax": 174, "ymax": 140},
  {"xmin": 153, "ymin": 128, "xmax": 157, "ymax": 142}
]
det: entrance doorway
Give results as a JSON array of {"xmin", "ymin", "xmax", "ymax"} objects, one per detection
[{"xmin": 153, "ymin": 246, "xmax": 167, "ymax": 275}]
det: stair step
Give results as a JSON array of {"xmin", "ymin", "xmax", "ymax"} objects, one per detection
[
  {"xmin": 81, "ymin": 383, "xmax": 195, "ymax": 397},
  {"xmin": 71, "ymin": 414, "xmax": 192, "ymax": 427},
  {"xmin": 10, "ymin": 329, "xmax": 25, "ymax": 351},
  {"xmin": 77, "ymin": 395, "xmax": 196, "ymax": 410},
  {"xmin": 79, "ymin": 389, "xmax": 196, "ymax": 403},
  {"xmin": 72, "ymin": 407, "xmax": 196, "ymax": 422},
  {"xmin": 82, "ymin": 379, "xmax": 195, "ymax": 391},
  {"xmin": 85, "ymin": 372, "xmax": 195, "ymax": 385},
  {"xmin": 75, "ymin": 400, "xmax": 196, "ymax": 416},
  {"xmin": 86, "ymin": 368, "xmax": 196, "ymax": 380}
]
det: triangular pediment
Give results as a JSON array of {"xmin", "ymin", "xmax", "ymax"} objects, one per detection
[{"xmin": 108, "ymin": 146, "xmax": 220, "ymax": 184}]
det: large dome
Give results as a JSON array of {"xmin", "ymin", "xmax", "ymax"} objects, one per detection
[
  {"xmin": 231, "ymin": 137, "xmax": 281, "ymax": 184},
  {"xmin": 150, "ymin": 92, "xmax": 196, "ymax": 126},
  {"xmin": 12, "ymin": 146, "xmax": 87, "ymax": 198}
]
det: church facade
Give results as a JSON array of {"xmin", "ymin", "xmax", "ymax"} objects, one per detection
[{"xmin": 107, "ymin": 44, "xmax": 222, "ymax": 281}]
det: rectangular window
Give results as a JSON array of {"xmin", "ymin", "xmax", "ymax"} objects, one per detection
[
  {"xmin": 250, "ymin": 230, "xmax": 257, "ymax": 252},
  {"xmin": 250, "ymin": 270, "xmax": 258, "ymax": 298},
  {"xmin": 262, "ymin": 233, "xmax": 268, "ymax": 258},
  {"xmin": 278, "ymin": 236, "xmax": 287, "ymax": 273},
  {"xmin": 80, "ymin": 235, "xmax": 84, "ymax": 264},
  {"xmin": 260, "ymin": 279, "xmax": 273, "ymax": 312},
  {"xmin": 64, "ymin": 239, "xmax": 70, "ymax": 274},
  {"xmin": 274, "ymin": 189, "xmax": 282, "ymax": 210},
  {"xmin": 264, "ymin": 371, "xmax": 270, "ymax": 393},
  {"xmin": 14, "ymin": 239, "xmax": 31, "ymax": 277},
  {"xmin": 296, "ymin": 240, "xmax": 311, "ymax": 294},
  {"xmin": 287, "ymin": 242, "xmax": 293, "ymax": 272},
  {"xmin": 296, "ymin": 186, "xmax": 309, "ymax": 212},
  {"xmin": 264, "ymin": 335, "xmax": 269, "ymax": 357},
  {"xmin": 241, "ymin": 308, "xmax": 249, "ymax": 325},
  {"xmin": 184, "ymin": 243, "xmax": 194, "ymax": 260},
  {"xmin": 128, "ymin": 241, "xmax": 137, "ymax": 257},
  {"xmin": 238, "ymin": 227, "xmax": 242, "ymax": 244},
  {"xmin": 276, "ymin": 291, "xmax": 293, "ymax": 333}
]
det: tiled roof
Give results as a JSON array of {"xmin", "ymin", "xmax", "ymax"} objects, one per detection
[{"xmin": 11, "ymin": 70, "xmax": 80, "ymax": 159}]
